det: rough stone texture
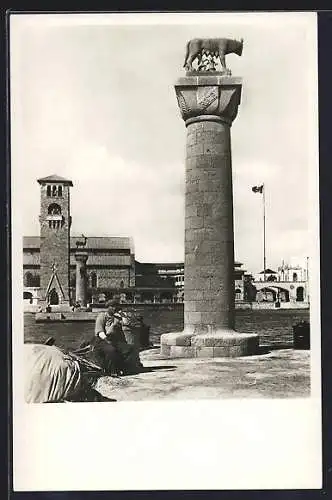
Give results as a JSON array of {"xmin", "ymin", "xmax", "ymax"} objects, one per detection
[
  {"xmin": 75, "ymin": 252, "xmax": 88, "ymax": 306},
  {"xmin": 160, "ymin": 344, "xmax": 172, "ymax": 357},
  {"xmin": 160, "ymin": 331, "xmax": 193, "ymax": 346},
  {"xmin": 180, "ymin": 76, "xmax": 242, "ymax": 334},
  {"xmin": 89, "ymin": 268, "xmax": 131, "ymax": 288},
  {"xmin": 191, "ymin": 332, "xmax": 258, "ymax": 347},
  {"xmin": 168, "ymin": 346, "xmax": 197, "ymax": 358},
  {"xmin": 160, "ymin": 332, "xmax": 258, "ymax": 359},
  {"xmin": 160, "ymin": 74, "xmax": 260, "ymax": 358},
  {"xmin": 38, "ymin": 181, "xmax": 72, "ymax": 305}
]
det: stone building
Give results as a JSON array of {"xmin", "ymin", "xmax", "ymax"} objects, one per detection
[
  {"xmin": 36, "ymin": 174, "xmax": 73, "ymax": 308},
  {"xmin": 277, "ymin": 261, "xmax": 308, "ymax": 283},
  {"xmin": 133, "ymin": 261, "xmax": 246, "ymax": 304},
  {"xmin": 23, "ymin": 174, "xmax": 246, "ymax": 308},
  {"xmin": 252, "ymin": 261, "xmax": 309, "ymax": 304},
  {"xmin": 23, "ymin": 175, "xmax": 135, "ymax": 307}
]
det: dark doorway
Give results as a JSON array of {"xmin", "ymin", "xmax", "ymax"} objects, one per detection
[
  {"xmin": 296, "ymin": 286, "xmax": 304, "ymax": 302},
  {"xmin": 49, "ymin": 288, "xmax": 59, "ymax": 305}
]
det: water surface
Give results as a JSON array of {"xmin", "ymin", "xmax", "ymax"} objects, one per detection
[{"xmin": 24, "ymin": 307, "xmax": 309, "ymax": 350}]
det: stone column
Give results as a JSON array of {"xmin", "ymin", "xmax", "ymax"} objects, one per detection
[
  {"xmin": 75, "ymin": 251, "xmax": 88, "ymax": 307},
  {"xmin": 160, "ymin": 75, "xmax": 259, "ymax": 358}
]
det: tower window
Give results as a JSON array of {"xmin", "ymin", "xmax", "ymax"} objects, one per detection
[
  {"xmin": 52, "ymin": 185, "xmax": 57, "ymax": 197},
  {"xmin": 24, "ymin": 272, "xmax": 40, "ymax": 287},
  {"xmin": 48, "ymin": 203, "xmax": 61, "ymax": 215},
  {"xmin": 58, "ymin": 185, "xmax": 62, "ymax": 197},
  {"xmin": 48, "ymin": 219, "xmax": 63, "ymax": 229},
  {"xmin": 24, "ymin": 272, "xmax": 33, "ymax": 287},
  {"xmin": 46, "ymin": 185, "xmax": 51, "ymax": 197}
]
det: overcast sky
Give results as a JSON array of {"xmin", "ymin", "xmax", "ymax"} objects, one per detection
[{"xmin": 10, "ymin": 12, "xmax": 318, "ymax": 273}]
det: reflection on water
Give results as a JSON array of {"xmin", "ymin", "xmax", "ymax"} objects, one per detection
[{"xmin": 24, "ymin": 306, "xmax": 309, "ymax": 351}]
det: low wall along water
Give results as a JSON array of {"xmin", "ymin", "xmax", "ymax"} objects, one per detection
[{"xmin": 25, "ymin": 306, "xmax": 310, "ymax": 352}]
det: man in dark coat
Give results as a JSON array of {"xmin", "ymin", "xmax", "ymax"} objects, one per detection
[{"xmin": 93, "ymin": 300, "xmax": 143, "ymax": 375}]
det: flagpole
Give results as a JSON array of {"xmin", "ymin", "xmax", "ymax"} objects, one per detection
[{"xmin": 263, "ymin": 183, "xmax": 266, "ymax": 282}]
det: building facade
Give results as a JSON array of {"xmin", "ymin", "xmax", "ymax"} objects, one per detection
[
  {"xmin": 23, "ymin": 175, "xmax": 135, "ymax": 308},
  {"xmin": 22, "ymin": 174, "xmax": 250, "ymax": 308},
  {"xmin": 34, "ymin": 175, "xmax": 73, "ymax": 308},
  {"xmin": 251, "ymin": 262, "xmax": 309, "ymax": 305}
]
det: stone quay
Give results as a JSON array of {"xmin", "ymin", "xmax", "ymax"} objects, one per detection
[
  {"xmin": 160, "ymin": 74, "xmax": 259, "ymax": 358},
  {"xmin": 74, "ymin": 251, "xmax": 89, "ymax": 307}
]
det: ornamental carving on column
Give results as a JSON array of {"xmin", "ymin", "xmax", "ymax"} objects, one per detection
[
  {"xmin": 175, "ymin": 37, "xmax": 243, "ymax": 125},
  {"xmin": 175, "ymin": 84, "xmax": 242, "ymax": 125}
]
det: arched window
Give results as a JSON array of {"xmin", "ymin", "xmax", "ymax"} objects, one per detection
[
  {"xmin": 293, "ymin": 272, "xmax": 298, "ymax": 282},
  {"xmin": 58, "ymin": 185, "xmax": 62, "ymax": 197},
  {"xmin": 235, "ymin": 288, "xmax": 242, "ymax": 300},
  {"xmin": 46, "ymin": 185, "xmax": 51, "ymax": 197},
  {"xmin": 120, "ymin": 280, "xmax": 124, "ymax": 288},
  {"xmin": 23, "ymin": 291, "xmax": 33, "ymax": 300},
  {"xmin": 48, "ymin": 203, "xmax": 61, "ymax": 215},
  {"xmin": 90, "ymin": 272, "xmax": 97, "ymax": 288},
  {"xmin": 24, "ymin": 272, "xmax": 34, "ymax": 287},
  {"xmin": 52, "ymin": 185, "xmax": 57, "ymax": 197}
]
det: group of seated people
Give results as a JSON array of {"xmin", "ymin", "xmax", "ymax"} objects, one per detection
[{"xmin": 91, "ymin": 299, "xmax": 144, "ymax": 376}]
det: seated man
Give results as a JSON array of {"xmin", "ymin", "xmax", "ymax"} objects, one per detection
[{"xmin": 93, "ymin": 300, "xmax": 143, "ymax": 376}]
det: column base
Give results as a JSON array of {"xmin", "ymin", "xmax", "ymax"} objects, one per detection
[{"xmin": 160, "ymin": 329, "xmax": 259, "ymax": 358}]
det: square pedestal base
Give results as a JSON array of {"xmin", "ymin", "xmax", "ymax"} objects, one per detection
[{"xmin": 160, "ymin": 330, "xmax": 259, "ymax": 358}]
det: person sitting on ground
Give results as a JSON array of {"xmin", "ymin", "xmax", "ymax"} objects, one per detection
[{"xmin": 93, "ymin": 300, "xmax": 143, "ymax": 376}]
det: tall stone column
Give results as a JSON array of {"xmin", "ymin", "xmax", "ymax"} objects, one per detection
[
  {"xmin": 160, "ymin": 74, "xmax": 259, "ymax": 358},
  {"xmin": 75, "ymin": 251, "xmax": 88, "ymax": 307}
]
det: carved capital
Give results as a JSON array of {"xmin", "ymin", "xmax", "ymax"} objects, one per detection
[
  {"xmin": 175, "ymin": 75, "xmax": 242, "ymax": 126},
  {"xmin": 75, "ymin": 252, "xmax": 89, "ymax": 264}
]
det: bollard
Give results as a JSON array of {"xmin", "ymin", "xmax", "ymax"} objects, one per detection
[{"xmin": 293, "ymin": 321, "xmax": 310, "ymax": 350}]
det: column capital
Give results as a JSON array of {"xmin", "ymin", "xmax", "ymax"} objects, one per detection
[
  {"xmin": 74, "ymin": 251, "xmax": 89, "ymax": 263},
  {"xmin": 175, "ymin": 74, "xmax": 242, "ymax": 126}
]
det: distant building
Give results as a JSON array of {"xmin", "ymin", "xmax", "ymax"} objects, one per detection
[
  {"xmin": 253, "ymin": 268, "xmax": 278, "ymax": 282},
  {"xmin": 252, "ymin": 261, "xmax": 309, "ymax": 304},
  {"xmin": 277, "ymin": 262, "xmax": 308, "ymax": 283},
  {"xmin": 23, "ymin": 235, "xmax": 135, "ymax": 305},
  {"xmin": 133, "ymin": 261, "xmax": 246, "ymax": 303},
  {"xmin": 23, "ymin": 175, "xmax": 135, "ymax": 307},
  {"xmin": 22, "ymin": 174, "xmax": 248, "ymax": 307}
]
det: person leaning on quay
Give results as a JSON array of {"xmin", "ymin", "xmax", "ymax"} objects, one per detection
[{"xmin": 93, "ymin": 299, "xmax": 143, "ymax": 376}]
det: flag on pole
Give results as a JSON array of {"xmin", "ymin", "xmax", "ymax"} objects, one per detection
[{"xmin": 252, "ymin": 185, "xmax": 264, "ymax": 193}]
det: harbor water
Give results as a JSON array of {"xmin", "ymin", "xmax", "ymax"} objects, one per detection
[{"xmin": 24, "ymin": 306, "xmax": 310, "ymax": 351}]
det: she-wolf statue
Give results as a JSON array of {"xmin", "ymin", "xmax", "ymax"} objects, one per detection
[{"xmin": 183, "ymin": 37, "xmax": 243, "ymax": 73}]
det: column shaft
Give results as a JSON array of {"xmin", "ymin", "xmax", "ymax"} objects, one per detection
[
  {"xmin": 75, "ymin": 253, "xmax": 88, "ymax": 306},
  {"xmin": 184, "ymin": 119, "xmax": 235, "ymax": 333}
]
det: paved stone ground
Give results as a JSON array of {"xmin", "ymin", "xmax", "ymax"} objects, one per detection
[{"xmin": 95, "ymin": 347, "xmax": 310, "ymax": 401}]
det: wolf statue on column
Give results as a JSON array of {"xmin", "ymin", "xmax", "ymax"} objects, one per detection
[{"xmin": 183, "ymin": 37, "xmax": 243, "ymax": 74}]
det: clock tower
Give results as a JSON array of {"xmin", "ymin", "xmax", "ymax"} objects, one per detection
[{"xmin": 37, "ymin": 174, "xmax": 73, "ymax": 308}]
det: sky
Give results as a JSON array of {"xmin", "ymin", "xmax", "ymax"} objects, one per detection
[{"xmin": 10, "ymin": 12, "xmax": 318, "ymax": 273}]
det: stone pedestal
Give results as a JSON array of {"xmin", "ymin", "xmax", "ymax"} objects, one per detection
[
  {"xmin": 160, "ymin": 74, "xmax": 259, "ymax": 358},
  {"xmin": 74, "ymin": 251, "xmax": 88, "ymax": 307}
]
